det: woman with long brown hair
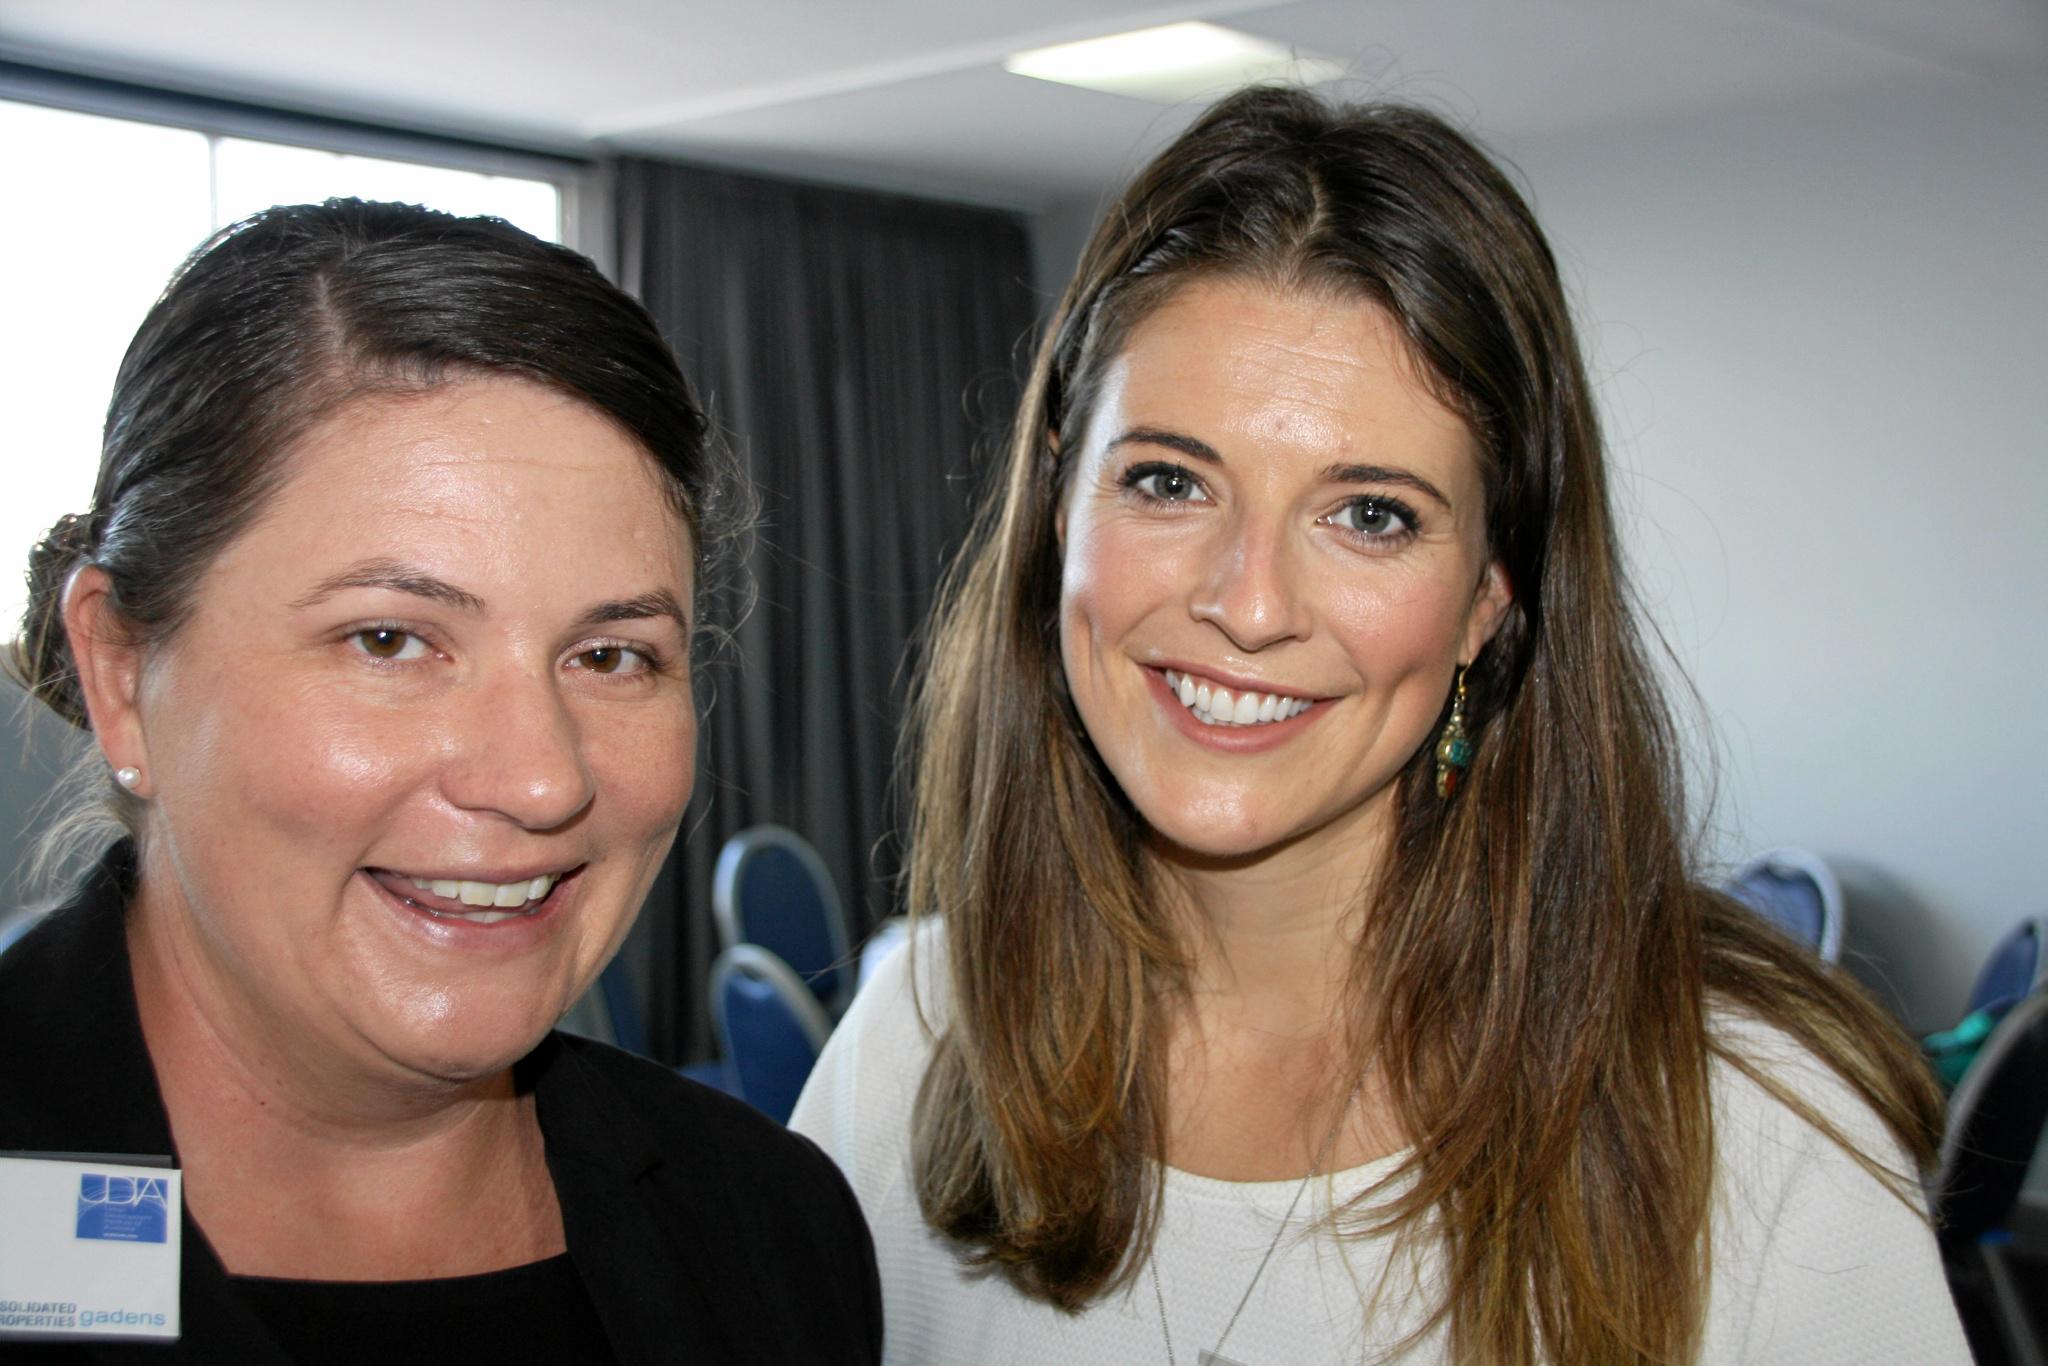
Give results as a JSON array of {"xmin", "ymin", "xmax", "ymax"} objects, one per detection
[{"xmin": 794, "ymin": 87, "xmax": 1966, "ymax": 1363}]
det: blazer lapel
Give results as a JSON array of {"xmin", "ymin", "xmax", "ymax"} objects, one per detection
[{"xmin": 532, "ymin": 1034, "xmax": 774, "ymax": 1363}]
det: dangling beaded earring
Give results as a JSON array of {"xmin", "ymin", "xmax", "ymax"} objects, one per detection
[{"xmin": 1434, "ymin": 667, "xmax": 1473, "ymax": 799}]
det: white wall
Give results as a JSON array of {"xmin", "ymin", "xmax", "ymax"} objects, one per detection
[
  {"xmin": 1509, "ymin": 72, "xmax": 2048, "ymax": 1031},
  {"xmin": 1033, "ymin": 72, "xmax": 2048, "ymax": 1032}
]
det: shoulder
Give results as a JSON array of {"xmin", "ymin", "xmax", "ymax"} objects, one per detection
[
  {"xmin": 0, "ymin": 866, "xmax": 156, "ymax": 1152},
  {"xmin": 1705, "ymin": 1010, "xmax": 1917, "ymax": 1190},
  {"xmin": 537, "ymin": 1031, "xmax": 884, "ymax": 1359},
  {"xmin": 1701, "ymin": 1011, "xmax": 1969, "ymax": 1363}
]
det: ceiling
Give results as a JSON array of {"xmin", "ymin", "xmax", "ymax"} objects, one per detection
[{"xmin": 2, "ymin": 0, "xmax": 2042, "ymax": 211}]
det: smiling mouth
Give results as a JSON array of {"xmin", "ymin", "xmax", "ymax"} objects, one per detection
[
  {"xmin": 1163, "ymin": 669, "xmax": 1317, "ymax": 728},
  {"xmin": 368, "ymin": 868, "xmax": 570, "ymax": 924}
]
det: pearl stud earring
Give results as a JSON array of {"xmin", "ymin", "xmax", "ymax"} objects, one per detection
[{"xmin": 114, "ymin": 766, "xmax": 141, "ymax": 791}]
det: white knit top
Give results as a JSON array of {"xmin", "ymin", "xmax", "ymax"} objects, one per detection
[{"xmin": 792, "ymin": 929, "xmax": 1971, "ymax": 1365}]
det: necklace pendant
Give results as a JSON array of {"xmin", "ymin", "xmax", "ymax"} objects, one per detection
[{"xmin": 1198, "ymin": 1353, "xmax": 1250, "ymax": 1366}]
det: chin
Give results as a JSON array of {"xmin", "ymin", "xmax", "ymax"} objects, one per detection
[
  {"xmin": 1125, "ymin": 776, "xmax": 1397, "ymax": 870},
  {"xmin": 1130, "ymin": 792, "xmax": 1290, "ymax": 863},
  {"xmin": 357, "ymin": 986, "xmax": 568, "ymax": 1084}
]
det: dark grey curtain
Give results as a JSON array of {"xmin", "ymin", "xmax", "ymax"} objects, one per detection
[{"xmin": 611, "ymin": 158, "xmax": 1038, "ymax": 1063}]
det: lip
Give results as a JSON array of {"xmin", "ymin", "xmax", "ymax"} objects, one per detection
[
  {"xmin": 1144, "ymin": 666, "xmax": 1330, "ymax": 752},
  {"xmin": 378, "ymin": 864, "xmax": 575, "ymax": 886},
  {"xmin": 1151, "ymin": 660, "xmax": 1323, "ymax": 703},
  {"xmin": 360, "ymin": 864, "xmax": 583, "ymax": 954}
]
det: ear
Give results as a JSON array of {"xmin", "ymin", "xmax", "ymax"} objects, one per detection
[
  {"xmin": 63, "ymin": 566, "xmax": 154, "ymax": 797},
  {"xmin": 1460, "ymin": 559, "xmax": 1512, "ymax": 665}
]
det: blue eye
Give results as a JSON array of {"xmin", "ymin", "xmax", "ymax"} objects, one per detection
[
  {"xmin": 352, "ymin": 627, "xmax": 429, "ymax": 661},
  {"xmin": 1126, "ymin": 463, "xmax": 1209, "ymax": 503},
  {"xmin": 1330, "ymin": 497, "xmax": 1416, "ymax": 540}
]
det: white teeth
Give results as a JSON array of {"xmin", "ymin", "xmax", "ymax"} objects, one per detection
[
  {"xmin": 1163, "ymin": 669, "xmax": 1311, "ymax": 729},
  {"xmin": 398, "ymin": 871, "xmax": 559, "ymax": 916}
]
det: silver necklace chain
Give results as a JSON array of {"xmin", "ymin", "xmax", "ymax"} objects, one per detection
[{"xmin": 1149, "ymin": 1080, "xmax": 1362, "ymax": 1366}]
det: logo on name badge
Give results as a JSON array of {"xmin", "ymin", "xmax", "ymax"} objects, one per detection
[{"xmin": 75, "ymin": 1172, "xmax": 170, "ymax": 1244}]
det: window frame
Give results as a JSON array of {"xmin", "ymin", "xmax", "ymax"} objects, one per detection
[{"xmin": 0, "ymin": 59, "xmax": 597, "ymax": 255}]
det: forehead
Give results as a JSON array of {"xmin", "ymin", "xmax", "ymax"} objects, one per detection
[
  {"xmin": 1087, "ymin": 278, "xmax": 1482, "ymax": 486},
  {"xmin": 219, "ymin": 377, "xmax": 691, "ymax": 594},
  {"xmin": 284, "ymin": 380, "xmax": 669, "ymax": 505}
]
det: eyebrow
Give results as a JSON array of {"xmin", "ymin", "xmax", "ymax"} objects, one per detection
[
  {"xmin": 1107, "ymin": 426, "xmax": 1222, "ymax": 464},
  {"xmin": 291, "ymin": 559, "xmax": 485, "ymax": 614},
  {"xmin": 1108, "ymin": 428, "xmax": 1454, "ymax": 511},
  {"xmin": 291, "ymin": 560, "xmax": 689, "ymax": 635},
  {"xmin": 576, "ymin": 590, "xmax": 690, "ymax": 636}
]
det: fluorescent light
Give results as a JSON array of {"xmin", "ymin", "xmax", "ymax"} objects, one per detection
[{"xmin": 1004, "ymin": 22, "xmax": 1346, "ymax": 104}]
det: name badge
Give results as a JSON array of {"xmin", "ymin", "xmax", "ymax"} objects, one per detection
[{"xmin": 0, "ymin": 1153, "xmax": 181, "ymax": 1342}]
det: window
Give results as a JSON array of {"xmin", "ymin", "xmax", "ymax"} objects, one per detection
[{"xmin": 0, "ymin": 93, "xmax": 571, "ymax": 640}]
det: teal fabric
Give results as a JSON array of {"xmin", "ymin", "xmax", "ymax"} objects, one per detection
[{"xmin": 1924, "ymin": 1007, "xmax": 2004, "ymax": 1090}]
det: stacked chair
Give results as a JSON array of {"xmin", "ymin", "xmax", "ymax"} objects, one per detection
[
  {"xmin": 705, "ymin": 825, "xmax": 854, "ymax": 1123},
  {"xmin": 709, "ymin": 944, "xmax": 834, "ymax": 1127}
]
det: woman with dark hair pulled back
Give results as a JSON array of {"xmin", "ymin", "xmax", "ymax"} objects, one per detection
[
  {"xmin": 1, "ymin": 199, "xmax": 881, "ymax": 1363},
  {"xmin": 793, "ymin": 88, "xmax": 1966, "ymax": 1363}
]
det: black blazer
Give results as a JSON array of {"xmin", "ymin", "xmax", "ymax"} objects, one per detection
[{"xmin": 0, "ymin": 847, "xmax": 883, "ymax": 1363}]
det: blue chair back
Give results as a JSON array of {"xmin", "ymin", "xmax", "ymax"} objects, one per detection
[
  {"xmin": 1968, "ymin": 917, "xmax": 2047, "ymax": 1017},
  {"xmin": 712, "ymin": 826, "xmax": 851, "ymax": 1013},
  {"xmin": 711, "ymin": 944, "xmax": 832, "ymax": 1125},
  {"xmin": 1724, "ymin": 847, "xmax": 1845, "ymax": 963}
]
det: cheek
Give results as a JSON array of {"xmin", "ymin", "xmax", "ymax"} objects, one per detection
[
  {"xmin": 151, "ymin": 658, "xmax": 431, "ymax": 853},
  {"xmin": 586, "ymin": 697, "xmax": 698, "ymax": 834},
  {"xmin": 1325, "ymin": 573, "xmax": 1479, "ymax": 677},
  {"xmin": 1060, "ymin": 515, "xmax": 1185, "ymax": 650}
]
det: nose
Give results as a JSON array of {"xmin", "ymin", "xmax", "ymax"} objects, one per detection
[
  {"xmin": 1188, "ymin": 512, "xmax": 1313, "ymax": 651},
  {"xmin": 440, "ymin": 671, "xmax": 596, "ymax": 832}
]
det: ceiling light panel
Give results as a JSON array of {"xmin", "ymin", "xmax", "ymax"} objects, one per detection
[{"xmin": 1003, "ymin": 22, "xmax": 1346, "ymax": 104}]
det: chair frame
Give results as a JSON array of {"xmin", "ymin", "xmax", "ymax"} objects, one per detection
[
  {"xmin": 710, "ymin": 943, "xmax": 833, "ymax": 1120},
  {"xmin": 1931, "ymin": 987, "xmax": 2048, "ymax": 1366},
  {"xmin": 711, "ymin": 824, "xmax": 853, "ymax": 1012},
  {"xmin": 1936, "ymin": 987, "xmax": 2048, "ymax": 1211}
]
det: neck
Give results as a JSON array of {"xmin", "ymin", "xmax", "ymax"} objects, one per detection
[
  {"xmin": 125, "ymin": 871, "xmax": 561, "ymax": 1279},
  {"xmin": 1152, "ymin": 809, "xmax": 1390, "ymax": 1032}
]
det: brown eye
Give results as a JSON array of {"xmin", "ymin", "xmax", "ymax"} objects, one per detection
[
  {"xmin": 353, "ymin": 627, "xmax": 426, "ymax": 661},
  {"xmin": 571, "ymin": 644, "xmax": 653, "ymax": 676}
]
